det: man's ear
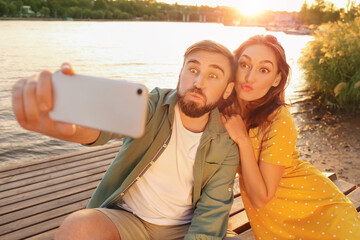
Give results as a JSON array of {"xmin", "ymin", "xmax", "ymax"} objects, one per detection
[
  {"xmin": 223, "ymin": 82, "xmax": 234, "ymax": 100},
  {"xmin": 272, "ymin": 73, "xmax": 281, "ymax": 87}
]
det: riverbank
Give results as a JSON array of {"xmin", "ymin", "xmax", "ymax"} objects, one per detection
[{"xmin": 291, "ymin": 92, "xmax": 360, "ymax": 187}]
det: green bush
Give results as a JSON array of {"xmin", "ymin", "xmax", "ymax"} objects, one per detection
[{"xmin": 299, "ymin": 17, "xmax": 360, "ymax": 110}]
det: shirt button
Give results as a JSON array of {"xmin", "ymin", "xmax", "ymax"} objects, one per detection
[{"xmin": 228, "ymin": 188, "xmax": 232, "ymax": 192}]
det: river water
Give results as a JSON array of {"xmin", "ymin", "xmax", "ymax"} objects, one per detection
[{"xmin": 0, "ymin": 21, "xmax": 313, "ymax": 166}]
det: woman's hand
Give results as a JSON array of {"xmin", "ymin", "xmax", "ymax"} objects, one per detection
[{"xmin": 221, "ymin": 114, "xmax": 249, "ymax": 144}]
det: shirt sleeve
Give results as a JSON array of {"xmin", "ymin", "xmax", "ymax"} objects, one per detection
[{"xmin": 259, "ymin": 107, "xmax": 297, "ymax": 167}]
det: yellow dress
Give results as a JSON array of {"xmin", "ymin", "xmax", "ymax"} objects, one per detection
[{"xmin": 239, "ymin": 106, "xmax": 360, "ymax": 240}]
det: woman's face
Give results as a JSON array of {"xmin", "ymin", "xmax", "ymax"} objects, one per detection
[{"xmin": 235, "ymin": 44, "xmax": 281, "ymax": 102}]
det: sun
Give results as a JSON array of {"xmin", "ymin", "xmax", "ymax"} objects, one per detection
[{"xmin": 230, "ymin": 0, "xmax": 268, "ymax": 16}]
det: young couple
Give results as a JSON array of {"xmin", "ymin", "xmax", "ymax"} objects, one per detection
[{"xmin": 12, "ymin": 35, "xmax": 359, "ymax": 240}]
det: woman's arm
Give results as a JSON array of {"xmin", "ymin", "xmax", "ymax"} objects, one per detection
[{"xmin": 221, "ymin": 114, "xmax": 284, "ymax": 208}]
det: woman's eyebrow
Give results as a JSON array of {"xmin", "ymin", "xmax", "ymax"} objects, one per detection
[
  {"xmin": 260, "ymin": 60, "xmax": 274, "ymax": 66},
  {"xmin": 240, "ymin": 55, "xmax": 274, "ymax": 66}
]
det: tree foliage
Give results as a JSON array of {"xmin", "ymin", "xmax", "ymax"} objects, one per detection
[
  {"xmin": 299, "ymin": 17, "xmax": 360, "ymax": 110},
  {"xmin": 0, "ymin": 0, "xmax": 229, "ymax": 21},
  {"xmin": 298, "ymin": 0, "xmax": 359, "ymax": 25}
]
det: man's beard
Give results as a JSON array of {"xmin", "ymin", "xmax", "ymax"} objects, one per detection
[{"xmin": 177, "ymin": 86, "xmax": 220, "ymax": 118}]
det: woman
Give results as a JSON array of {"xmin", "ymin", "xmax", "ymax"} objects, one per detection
[{"xmin": 221, "ymin": 35, "xmax": 360, "ymax": 239}]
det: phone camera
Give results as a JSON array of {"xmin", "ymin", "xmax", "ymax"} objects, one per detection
[{"xmin": 137, "ymin": 88, "xmax": 143, "ymax": 95}]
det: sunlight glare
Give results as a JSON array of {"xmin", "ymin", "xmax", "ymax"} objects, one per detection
[{"xmin": 232, "ymin": 0, "xmax": 268, "ymax": 16}]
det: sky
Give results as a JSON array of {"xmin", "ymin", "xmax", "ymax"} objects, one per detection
[{"xmin": 158, "ymin": 0, "xmax": 358, "ymax": 14}]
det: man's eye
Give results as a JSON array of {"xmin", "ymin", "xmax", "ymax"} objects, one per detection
[
  {"xmin": 209, "ymin": 73, "xmax": 217, "ymax": 79},
  {"xmin": 190, "ymin": 68, "xmax": 198, "ymax": 74},
  {"xmin": 239, "ymin": 62, "xmax": 249, "ymax": 69}
]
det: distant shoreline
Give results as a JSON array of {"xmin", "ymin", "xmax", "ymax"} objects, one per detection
[
  {"xmin": 0, "ymin": 17, "xmax": 130, "ymax": 21},
  {"xmin": 0, "ymin": 17, "xmax": 221, "ymax": 23}
]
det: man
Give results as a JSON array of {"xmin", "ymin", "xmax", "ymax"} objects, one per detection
[{"xmin": 12, "ymin": 40, "xmax": 239, "ymax": 240}]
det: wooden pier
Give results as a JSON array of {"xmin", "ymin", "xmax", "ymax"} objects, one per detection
[{"xmin": 0, "ymin": 142, "xmax": 359, "ymax": 239}]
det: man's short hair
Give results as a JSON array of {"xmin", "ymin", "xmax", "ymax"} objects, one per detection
[{"xmin": 183, "ymin": 40, "xmax": 237, "ymax": 83}]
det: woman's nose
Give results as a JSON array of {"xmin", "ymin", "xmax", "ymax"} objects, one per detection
[{"xmin": 245, "ymin": 68, "xmax": 255, "ymax": 83}]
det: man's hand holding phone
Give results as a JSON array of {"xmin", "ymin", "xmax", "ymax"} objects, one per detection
[{"xmin": 12, "ymin": 63, "xmax": 101, "ymax": 144}]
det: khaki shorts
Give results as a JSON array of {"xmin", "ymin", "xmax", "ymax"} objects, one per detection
[
  {"xmin": 96, "ymin": 208, "xmax": 244, "ymax": 240},
  {"xmin": 95, "ymin": 208, "xmax": 190, "ymax": 240}
]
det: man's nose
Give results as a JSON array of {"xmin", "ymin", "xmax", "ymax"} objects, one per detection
[{"xmin": 194, "ymin": 74, "xmax": 205, "ymax": 89}]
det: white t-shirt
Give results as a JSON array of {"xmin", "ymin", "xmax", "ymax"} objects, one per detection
[{"xmin": 121, "ymin": 104, "xmax": 203, "ymax": 225}]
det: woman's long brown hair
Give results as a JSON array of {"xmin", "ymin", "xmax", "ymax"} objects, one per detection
[{"xmin": 222, "ymin": 35, "xmax": 291, "ymax": 133}]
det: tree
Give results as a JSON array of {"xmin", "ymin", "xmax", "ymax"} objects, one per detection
[
  {"xmin": 0, "ymin": 0, "xmax": 7, "ymax": 16},
  {"xmin": 93, "ymin": 0, "xmax": 108, "ymax": 10},
  {"xmin": 39, "ymin": 6, "xmax": 50, "ymax": 17},
  {"xmin": 298, "ymin": 2, "xmax": 309, "ymax": 23}
]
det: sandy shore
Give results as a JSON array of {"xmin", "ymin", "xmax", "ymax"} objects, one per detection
[{"xmin": 291, "ymin": 93, "xmax": 360, "ymax": 187}]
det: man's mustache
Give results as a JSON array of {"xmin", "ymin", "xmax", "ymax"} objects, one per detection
[{"xmin": 185, "ymin": 87, "xmax": 206, "ymax": 100}]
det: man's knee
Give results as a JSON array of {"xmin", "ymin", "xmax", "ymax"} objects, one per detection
[{"xmin": 55, "ymin": 209, "xmax": 120, "ymax": 240}]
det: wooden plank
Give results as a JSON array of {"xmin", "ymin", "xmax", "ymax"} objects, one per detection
[
  {"xmin": 0, "ymin": 144, "xmax": 119, "ymax": 179},
  {"xmin": 0, "ymin": 142, "xmax": 121, "ymax": 174},
  {"xmin": 0, "ymin": 181, "xmax": 99, "ymax": 218},
  {"xmin": 228, "ymin": 210, "xmax": 250, "ymax": 234},
  {"xmin": 0, "ymin": 151, "xmax": 116, "ymax": 186},
  {"xmin": 1, "ymin": 215, "xmax": 68, "ymax": 240},
  {"xmin": 0, "ymin": 172, "xmax": 104, "ymax": 207},
  {"xmin": 322, "ymin": 172, "xmax": 336, "ymax": 181},
  {"xmin": 333, "ymin": 179, "xmax": 356, "ymax": 195},
  {"xmin": 347, "ymin": 187, "xmax": 360, "ymax": 211},
  {"xmin": 0, "ymin": 199, "xmax": 88, "ymax": 235},
  {"xmin": 0, "ymin": 157, "xmax": 112, "ymax": 192},
  {"xmin": 233, "ymin": 177, "xmax": 240, "ymax": 197},
  {"xmin": 0, "ymin": 165, "xmax": 108, "ymax": 200},
  {"xmin": 0, "ymin": 189, "xmax": 93, "ymax": 225},
  {"xmin": 229, "ymin": 196, "xmax": 244, "ymax": 216},
  {"xmin": 237, "ymin": 228, "xmax": 255, "ymax": 240},
  {"xmin": 26, "ymin": 229, "xmax": 57, "ymax": 240}
]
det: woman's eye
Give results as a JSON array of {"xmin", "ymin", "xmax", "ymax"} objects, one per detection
[{"xmin": 209, "ymin": 73, "xmax": 217, "ymax": 79}]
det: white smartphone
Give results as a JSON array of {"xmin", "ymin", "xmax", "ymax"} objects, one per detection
[{"xmin": 50, "ymin": 71, "xmax": 149, "ymax": 138}]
